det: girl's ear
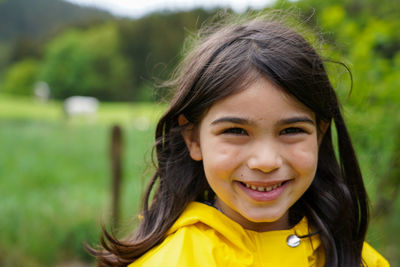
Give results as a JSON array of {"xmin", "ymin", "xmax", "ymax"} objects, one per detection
[
  {"xmin": 317, "ymin": 121, "xmax": 330, "ymax": 146},
  {"xmin": 178, "ymin": 115, "xmax": 202, "ymax": 161}
]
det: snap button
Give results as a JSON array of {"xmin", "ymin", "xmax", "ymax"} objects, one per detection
[{"xmin": 286, "ymin": 234, "xmax": 301, "ymax": 247}]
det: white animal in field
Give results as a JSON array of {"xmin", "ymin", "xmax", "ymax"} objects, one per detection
[{"xmin": 64, "ymin": 96, "xmax": 99, "ymax": 117}]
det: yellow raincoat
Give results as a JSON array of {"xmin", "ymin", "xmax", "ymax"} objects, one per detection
[{"xmin": 129, "ymin": 202, "xmax": 389, "ymax": 266}]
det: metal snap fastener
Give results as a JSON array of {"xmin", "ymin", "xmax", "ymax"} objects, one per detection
[{"xmin": 287, "ymin": 234, "xmax": 301, "ymax": 247}]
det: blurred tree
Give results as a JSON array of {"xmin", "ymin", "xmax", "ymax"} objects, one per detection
[
  {"xmin": 116, "ymin": 8, "xmax": 220, "ymax": 100},
  {"xmin": 39, "ymin": 23, "xmax": 134, "ymax": 101},
  {"xmin": 1, "ymin": 58, "xmax": 39, "ymax": 95}
]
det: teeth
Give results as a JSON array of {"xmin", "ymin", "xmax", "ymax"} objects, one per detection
[{"xmin": 244, "ymin": 182, "xmax": 282, "ymax": 192}]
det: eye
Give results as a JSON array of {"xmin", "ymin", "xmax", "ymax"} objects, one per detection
[
  {"xmin": 222, "ymin": 127, "xmax": 248, "ymax": 135},
  {"xmin": 280, "ymin": 127, "xmax": 305, "ymax": 135}
]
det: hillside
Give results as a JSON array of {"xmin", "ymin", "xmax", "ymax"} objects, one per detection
[{"xmin": 0, "ymin": 0, "xmax": 113, "ymax": 43}]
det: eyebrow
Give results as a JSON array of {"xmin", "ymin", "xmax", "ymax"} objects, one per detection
[
  {"xmin": 211, "ymin": 117, "xmax": 250, "ymax": 125},
  {"xmin": 210, "ymin": 116, "xmax": 315, "ymax": 126},
  {"xmin": 278, "ymin": 116, "xmax": 315, "ymax": 125}
]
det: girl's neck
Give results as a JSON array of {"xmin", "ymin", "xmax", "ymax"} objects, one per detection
[{"xmin": 214, "ymin": 199, "xmax": 291, "ymax": 232}]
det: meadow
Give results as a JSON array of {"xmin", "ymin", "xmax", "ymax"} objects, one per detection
[
  {"xmin": 0, "ymin": 94, "xmax": 398, "ymax": 266},
  {"xmin": 0, "ymin": 94, "xmax": 165, "ymax": 266}
]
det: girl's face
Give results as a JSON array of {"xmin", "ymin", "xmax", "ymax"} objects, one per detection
[{"xmin": 182, "ymin": 77, "xmax": 325, "ymax": 232}]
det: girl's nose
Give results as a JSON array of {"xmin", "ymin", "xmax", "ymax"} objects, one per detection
[{"xmin": 247, "ymin": 141, "xmax": 283, "ymax": 173}]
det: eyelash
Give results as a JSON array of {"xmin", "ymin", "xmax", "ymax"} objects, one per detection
[
  {"xmin": 222, "ymin": 127, "xmax": 248, "ymax": 135},
  {"xmin": 280, "ymin": 127, "xmax": 305, "ymax": 135}
]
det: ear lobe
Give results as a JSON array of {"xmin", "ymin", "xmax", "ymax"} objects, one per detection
[
  {"xmin": 178, "ymin": 115, "xmax": 202, "ymax": 161},
  {"xmin": 317, "ymin": 121, "xmax": 330, "ymax": 146},
  {"xmin": 178, "ymin": 114, "xmax": 189, "ymax": 127}
]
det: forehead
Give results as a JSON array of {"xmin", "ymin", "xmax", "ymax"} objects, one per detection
[{"xmin": 201, "ymin": 77, "xmax": 315, "ymax": 123}]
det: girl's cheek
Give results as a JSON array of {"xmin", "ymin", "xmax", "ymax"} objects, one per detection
[
  {"xmin": 214, "ymin": 149, "xmax": 240, "ymax": 167},
  {"xmin": 287, "ymin": 142, "xmax": 319, "ymax": 173},
  {"xmin": 203, "ymin": 144, "xmax": 241, "ymax": 173}
]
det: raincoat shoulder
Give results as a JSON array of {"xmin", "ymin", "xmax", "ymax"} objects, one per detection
[
  {"xmin": 362, "ymin": 242, "xmax": 390, "ymax": 267},
  {"xmin": 128, "ymin": 202, "xmax": 389, "ymax": 267}
]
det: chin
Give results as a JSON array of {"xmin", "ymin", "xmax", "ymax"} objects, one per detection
[{"xmin": 244, "ymin": 211, "xmax": 286, "ymax": 223}]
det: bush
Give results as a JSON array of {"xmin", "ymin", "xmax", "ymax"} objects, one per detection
[{"xmin": 1, "ymin": 58, "xmax": 39, "ymax": 96}]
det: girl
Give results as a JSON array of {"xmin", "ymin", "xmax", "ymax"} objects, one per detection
[{"xmin": 91, "ymin": 13, "xmax": 390, "ymax": 267}]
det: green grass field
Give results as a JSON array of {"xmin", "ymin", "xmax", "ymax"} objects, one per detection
[
  {"xmin": 0, "ymin": 94, "xmax": 398, "ymax": 266},
  {"xmin": 0, "ymin": 95, "xmax": 165, "ymax": 266}
]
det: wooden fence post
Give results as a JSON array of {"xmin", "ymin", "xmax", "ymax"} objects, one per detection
[{"xmin": 110, "ymin": 124, "xmax": 123, "ymax": 228}]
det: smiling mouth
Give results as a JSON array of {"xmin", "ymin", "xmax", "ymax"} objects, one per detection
[{"xmin": 240, "ymin": 181, "xmax": 286, "ymax": 192}]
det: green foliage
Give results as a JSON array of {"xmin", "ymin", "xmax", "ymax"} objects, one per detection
[
  {"xmin": 116, "ymin": 8, "xmax": 218, "ymax": 100},
  {"xmin": 0, "ymin": 41, "xmax": 12, "ymax": 72},
  {"xmin": 39, "ymin": 23, "xmax": 134, "ymax": 101},
  {"xmin": 1, "ymin": 6, "xmax": 218, "ymax": 101},
  {"xmin": 35, "ymin": 8, "xmax": 218, "ymax": 101},
  {"xmin": 1, "ymin": 58, "xmax": 39, "ymax": 95},
  {"xmin": 0, "ymin": 0, "xmax": 112, "ymax": 75}
]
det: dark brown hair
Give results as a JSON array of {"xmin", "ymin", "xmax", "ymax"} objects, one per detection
[{"xmin": 89, "ymin": 13, "xmax": 369, "ymax": 267}]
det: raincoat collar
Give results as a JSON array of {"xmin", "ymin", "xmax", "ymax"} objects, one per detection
[{"xmin": 167, "ymin": 202, "xmax": 321, "ymax": 254}]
